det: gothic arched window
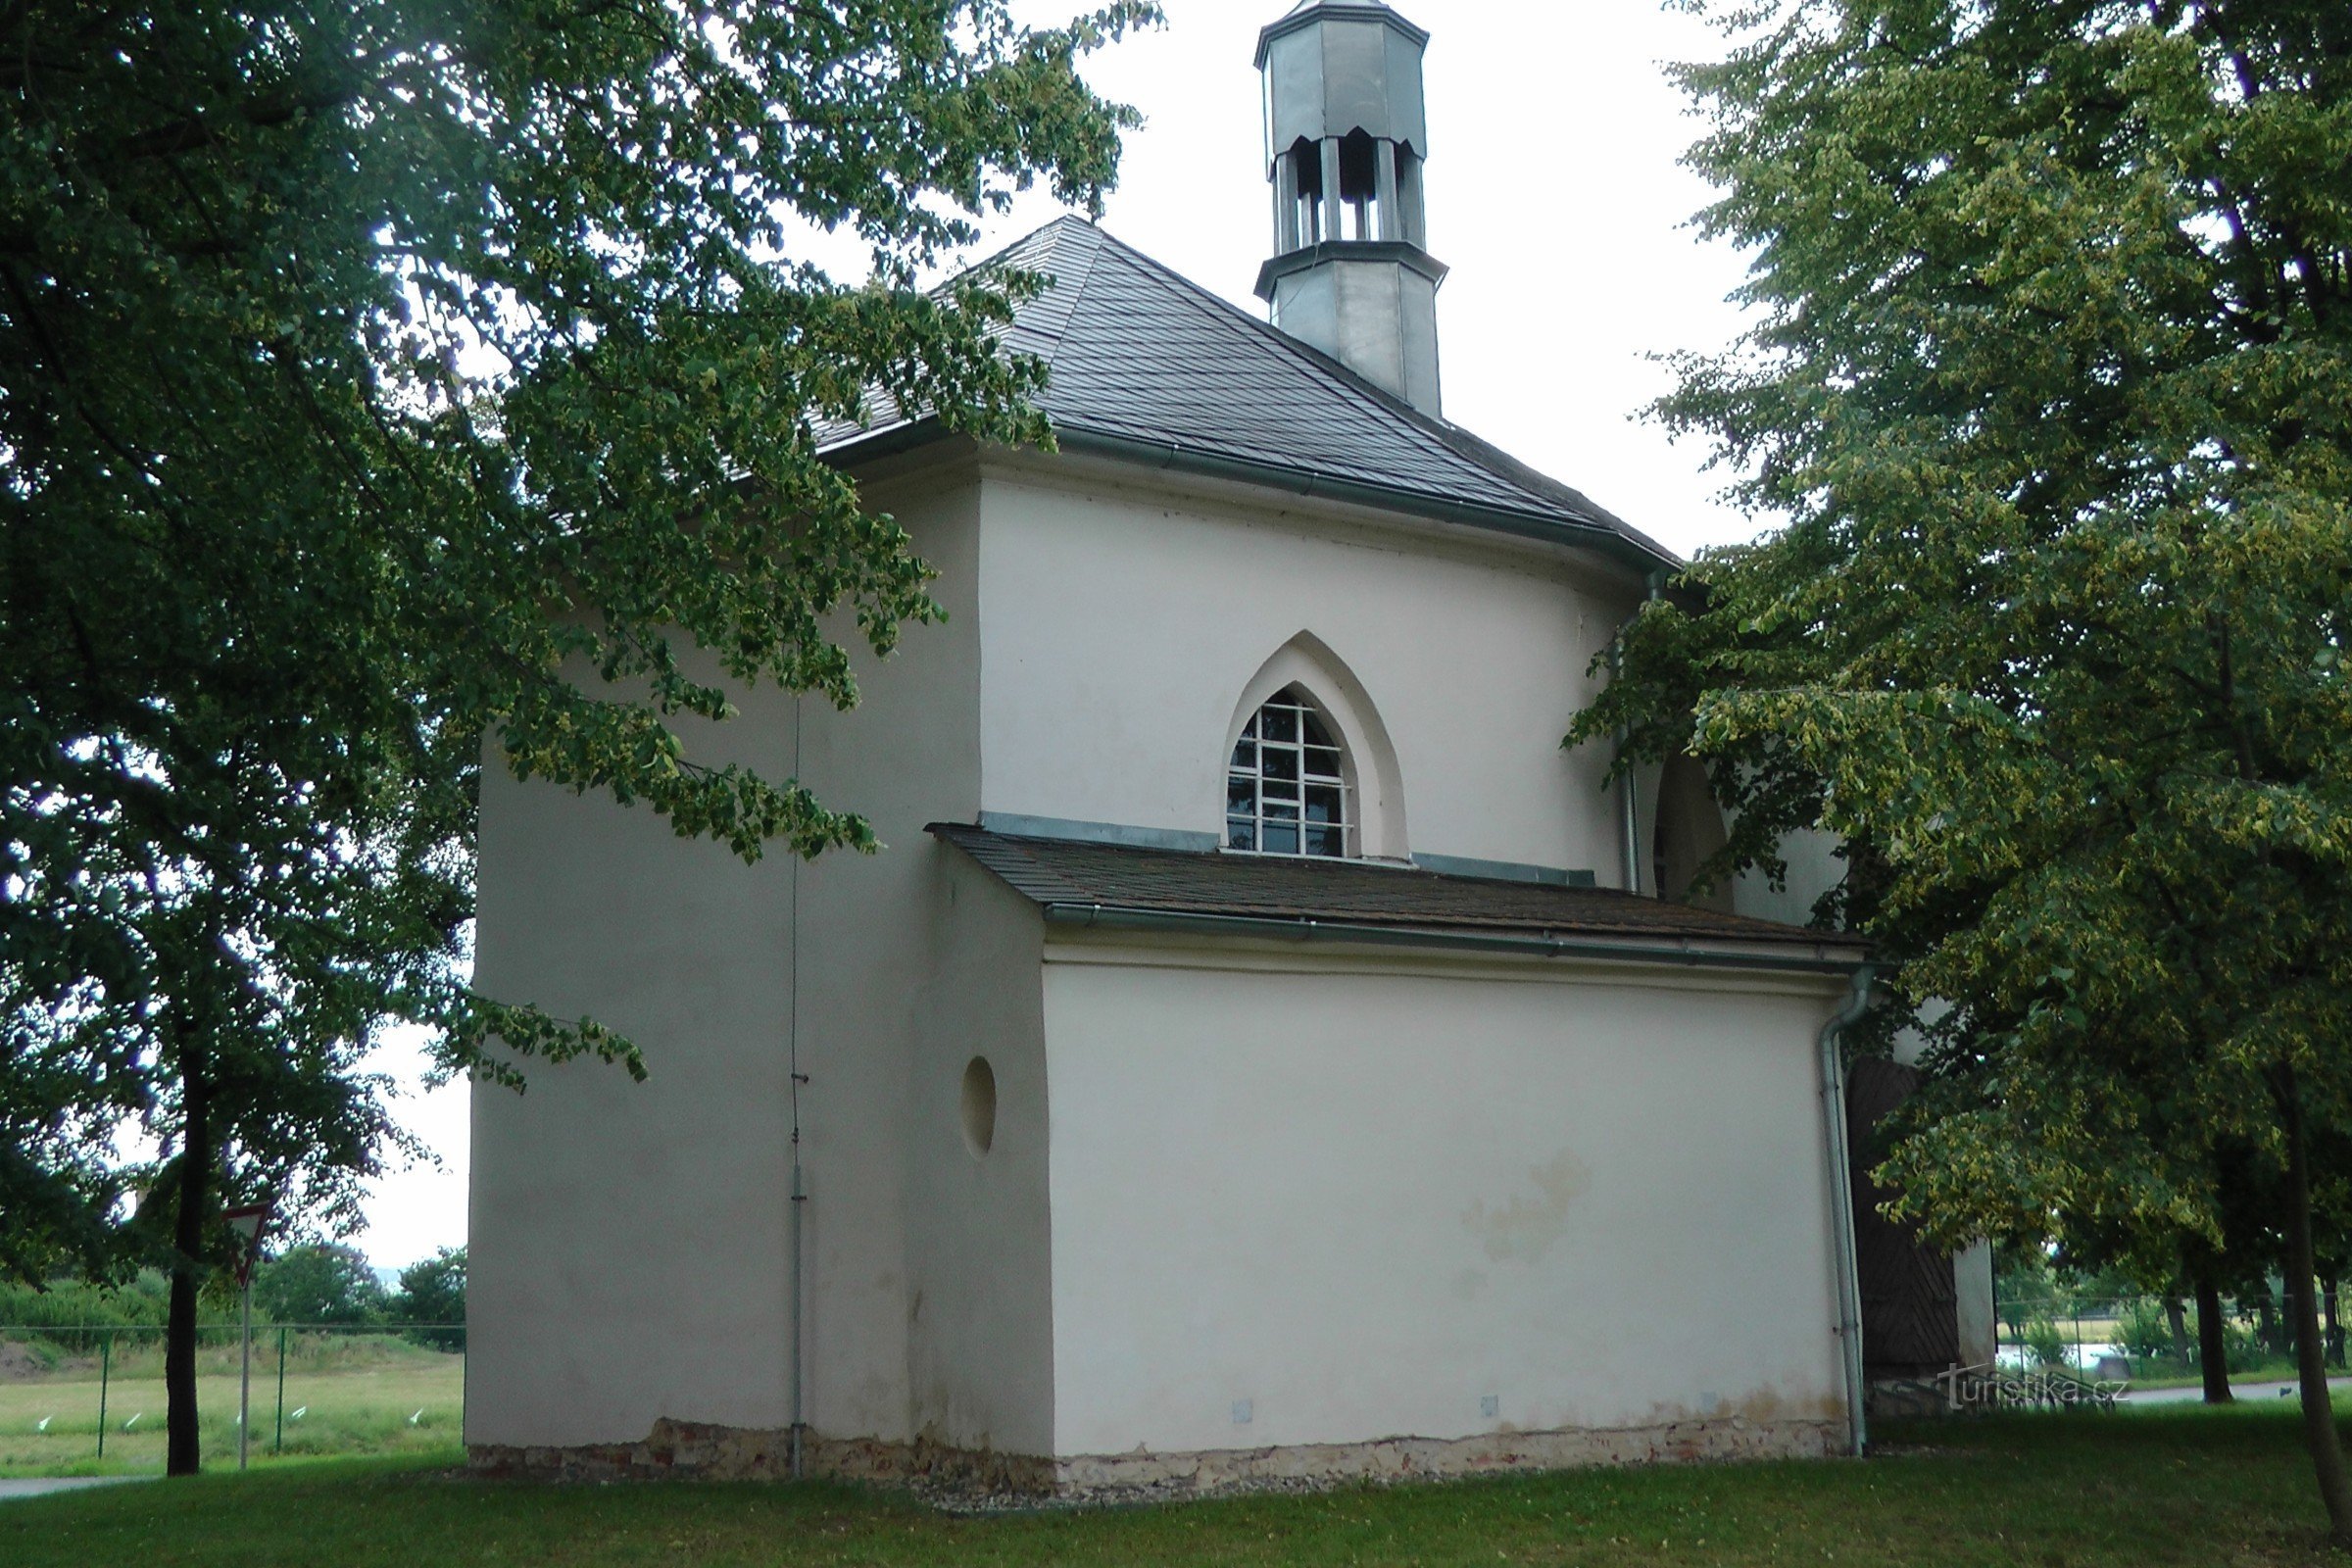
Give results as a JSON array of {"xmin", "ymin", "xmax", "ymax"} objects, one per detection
[{"xmin": 1226, "ymin": 685, "xmax": 1350, "ymax": 858}]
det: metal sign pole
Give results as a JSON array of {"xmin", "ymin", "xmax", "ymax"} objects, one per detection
[
  {"xmin": 95, "ymin": 1332, "xmax": 110, "ymax": 1461},
  {"xmin": 274, "ymin": 1326, "xmax": 287, "ymax": 1454},
  {"xmin": 220, "ymin": 1198, "xmax": 272, "ymax": 1474},
  {"xmin": 238, "ymin": 1275, "xmax": 253, "ymax": 1471}
]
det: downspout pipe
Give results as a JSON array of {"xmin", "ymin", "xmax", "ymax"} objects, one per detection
[
  {"xmin": 1617, "ymin": 726, "xmax": 1642, "ymax": 895},
  {"xmin": 1613, "ymin": 571, "xmax": 1668, "ymax": 896},
  {"xmin": 786, "ymin": 696, "xmax": 809, "ymax": 1480},
  {"xmin": 1819, "ymin": 962, "xmax": 1879, "ymax": 1458}
]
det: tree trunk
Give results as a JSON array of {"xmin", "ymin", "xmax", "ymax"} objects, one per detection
[
  {"xmin": 166, "ymin": 1061, "xmax": 210, "ymax": 1478},
  {"xmin": 2280, "ymin": 1066, "xmax": 2352, "ymax": 1546},
  {"xmin": 2328, "ymin": 1280, "xmax": 2345, "ymax": 1371},
  {"xmin": 2197, "ymin": 1272, "xmax": 2235, "ymax": 1404},
  {"xmin": 2167, "ymin": 1295, "xmax": 2192, "ymax": 1366}
]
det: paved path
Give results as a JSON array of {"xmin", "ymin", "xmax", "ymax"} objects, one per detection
[
  {"xmin": 2127, "ymin": 1375, "xmax": 2352, "ymax": 1405},
  {"xmin": 0, "ymin": 1476, "xmax": 153, "ymax": 1501}
]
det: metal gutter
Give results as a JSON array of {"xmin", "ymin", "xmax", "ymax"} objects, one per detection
[
  {"xmin": 1039, "ymin": 902, "xmax": 1869, "ymax": 976},
  {"xmin": 1818, "ymin": 964, "xmax": 1880, "ymax": 1458}
]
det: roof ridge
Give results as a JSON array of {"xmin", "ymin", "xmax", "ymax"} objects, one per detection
[
  {"xmin": 1081, "ymin": 233, "xmax": 1496, "ymax": 469},
  {"xmin": 1015, "ymin": 219, "xmax": 1106, "ymax": 373},
  {"xmin": 1074, "ymin": 228, "xmax": 1615, "ymax": 530},
  {"xmin": 947, "ymin": 216, "xmax": 1103, "ymax": 361},
  {"xmin": 818, "ymin": 218, "xmax": 1103, "ymax": 446}
]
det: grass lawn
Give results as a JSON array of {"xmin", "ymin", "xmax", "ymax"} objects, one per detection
[
  {"xmin": 0, "ymin": 1339, "xmax": 463, "ymax": 1476},
  {"xmin": 6, "ymin": 1403, "xmax": 2351, "ymax": 1566}
]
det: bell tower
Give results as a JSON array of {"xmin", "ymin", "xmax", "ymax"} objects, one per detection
[{"xmin": 1253, "ymin": 2, "xmax": 1446, "ymax": 415}]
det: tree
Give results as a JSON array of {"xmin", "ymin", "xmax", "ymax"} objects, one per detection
[
  {"xmin": 2, "ymin": 0, "xmax": 1152, "ymax": 1476},
  {"xmin": 254, "ymin": 1244, "xmax": 387, "ymax": 1326},
  {"xmin": 1573, "ymin": 0, "xmax": 2352, "ymax": 1536},
  {"xmin": 388, "ymin": 1245, "xmax": 465, "ymax": 1350}
]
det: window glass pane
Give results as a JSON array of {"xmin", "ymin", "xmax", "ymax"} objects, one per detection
[{"xmin": 1230, "ymin": 690, "xmax": 1356, "ymax": 859}]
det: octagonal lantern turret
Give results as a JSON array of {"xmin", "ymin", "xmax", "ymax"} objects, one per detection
[{"xmin": 1253, "ymin": 1, "xmax": 1446, "ymax": 415}]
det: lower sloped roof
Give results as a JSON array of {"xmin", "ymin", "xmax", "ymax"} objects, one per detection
[{"xmin": 931, "ymin": 824, "xmax": 1865, "ymax": 973}]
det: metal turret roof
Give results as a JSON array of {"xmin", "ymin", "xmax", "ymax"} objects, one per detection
[{"xmin": 818, "ymin": 218, "xmax": 1676, "ymax": 573}]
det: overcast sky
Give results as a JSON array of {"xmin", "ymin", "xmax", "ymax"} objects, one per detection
[{"xmin": 353, "ymin": 0, "xmax": 1774, "ymax": 1271}]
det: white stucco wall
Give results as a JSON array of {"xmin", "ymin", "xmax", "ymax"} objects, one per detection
[
  {"xmin": 468, "ymin": 727, "xmax": 802, "ymax": 1447},
  {"xmin": 469, "ymin": 457, "xmax": 1054, "ymax": 1453},
  {"xmin": 974, "ymin": 459, "xmax": 1643, "ymax": 878},
  {"xmin": 1039, "ymin": 940, "xmax": 1851, "ymax": 1458},
  {"xmin": 466, "ymin": 441, "xmax": 1854, "ymax": 1468},
  {"xmin": 900, "ymin": 851, "xmax": 1055, "ymax": 1456}
]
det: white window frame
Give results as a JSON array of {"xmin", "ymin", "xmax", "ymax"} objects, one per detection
[{"xmin": 1226, "ymin": 685, "xmax": 1353, "ymax": 858}]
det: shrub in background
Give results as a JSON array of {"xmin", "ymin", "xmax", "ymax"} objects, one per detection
[
  {"xmin": 389, "ymin": 1247, "xmax": 465, "ymax": 1352},
  {"xmin": 253, "ymin": 1246, "xmax": 386, "ymax": 1326},
  {"xmin": 2117, "ymin": 1299, "xmax": 2179, "ymax": 1366}
]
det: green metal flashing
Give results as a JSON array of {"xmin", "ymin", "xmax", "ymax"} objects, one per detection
[
  {"xmin": 976, "ymin": 812, "xmax": 1222, "ymax": 855},
  {"xmin": 1255, "ymin": 239, "xmax": 1449, "ymax": 300},
  {"xmin": 1414, "ymin": 852, "xmax": 1596, "ymax": 889}
]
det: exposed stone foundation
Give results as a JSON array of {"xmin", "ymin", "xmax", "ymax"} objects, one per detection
[
  {"xmin": 468, "ymin": 1414, "xmax": 1842, "ymax": 1498},
  {"xmin": 467, "ymin": 1420, "xmax": 1055, "ymax": 1493}
]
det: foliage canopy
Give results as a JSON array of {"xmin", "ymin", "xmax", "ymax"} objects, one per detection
[
  {"xmin": 1574, "ymin": 0, "xmax": 2350, "ymax": 1529},
  {"xmin": 1, "ymin": 0, "xmax": 1151, "ymax": 1471}
]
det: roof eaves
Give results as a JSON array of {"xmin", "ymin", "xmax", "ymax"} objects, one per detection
[
  {"xmin": 820, "ymin": 416, "xmax": 1667, "ymax": 574},
  {"xmin": 1047, "ymin": 424, "xmax": 1670, "ymax": 575}
]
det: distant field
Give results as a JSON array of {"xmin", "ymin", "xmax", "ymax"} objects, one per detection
[{"xmin": 0, "ymin": 1337, "xmax": 462, "ymax": 1475}]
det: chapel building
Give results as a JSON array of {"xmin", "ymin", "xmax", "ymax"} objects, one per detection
[{"xmin": 466, "ymin": 2, "xmax": 1985, "ymax": 1490}]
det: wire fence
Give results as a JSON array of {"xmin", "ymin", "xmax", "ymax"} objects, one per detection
[
  {"xmin": 1992, "ymin": 1291, "xmax": 2348, "ymax": 1382},
  {"xmin": 0, "ymin": 1321, "xmax": 465, "ymax": 1473},
  {"xmin": 9, "ymin": 1292, "xmax": 2337, "ymax": 1472}
]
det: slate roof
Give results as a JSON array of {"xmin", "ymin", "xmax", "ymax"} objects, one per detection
[
  {"xmin": 931, "ymin": 824, "xmax": 1863, "ymax": 963},
  {"xmin": 820, "ymin": 218, "xmax": 1676, "ymax": 570}
]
